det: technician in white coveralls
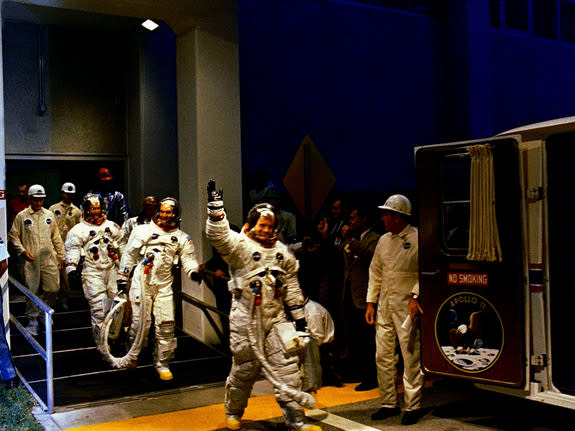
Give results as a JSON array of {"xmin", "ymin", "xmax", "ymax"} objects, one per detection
[
  {"xmin": 205, "ymin": 180, "xmax": 320, "ymax": 431},
  {"xmin": 365, "ymin": 194, "xmax": 424, "ymax": 426},
  {"xmin": 50, "ymin": 182, "xmax": 82, "ymax": 310},
  {"xmin": 65, "ymin": 194, "xmax": 123, "ymax": 348},
  {"xmin": 8, "ymin": 184, "xmax": 65, "ymax": 336},
  {"xmin": 117, "ymin": 197, "xmax": 199, "ymax": 381}
]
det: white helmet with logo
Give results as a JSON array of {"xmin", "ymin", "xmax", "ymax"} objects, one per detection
[
  {"xmin": 378, "ymin": 194, "xmax": 412, "ymax": 216},
  {"xmin": 28, "ymin": 184, "xmax": 46, "ymax": 198},
  {"xmin": 61, "ymin": 182, "xmax": 76, "ymax": 194}
]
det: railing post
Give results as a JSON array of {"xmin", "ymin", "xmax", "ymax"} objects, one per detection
[{"xmin": 8, "ymin": 276, "xmax": 54, "ymax": 413}]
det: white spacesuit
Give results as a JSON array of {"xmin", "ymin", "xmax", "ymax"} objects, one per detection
[
  {"xmin": 8, "ymin": 184, "xmax": 65, "ymax": 335},
  {"xmin": 117, "ymin": 197, "xmax": 199, "ymax": 381},
  {"xmin": 303, "ymin": 298, "xmax": 334, "ymax": 345},
  {"xmin": 119, "ymin": 196, "xmax": 158, "ymax": 248},
  {"xmin": 65, "ymin": 194, "xmax": 123, "ymax": 347},
  {"xmin": 205, "ymin": 180, "xmax": 319, "ymax": 431}
]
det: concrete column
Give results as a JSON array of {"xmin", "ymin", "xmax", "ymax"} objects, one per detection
[
  {"xmin": 0, "ymin": 6, "xmax": 10, "ymax": 343},
  {"xmin": 176, "ymin": 28, "xmax": 241, "ymax": 342}
]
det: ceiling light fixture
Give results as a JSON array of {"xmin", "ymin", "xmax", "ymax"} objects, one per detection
[{"xmin": 141, "ymin": 19, "xmax": 159, "ymax": 31}]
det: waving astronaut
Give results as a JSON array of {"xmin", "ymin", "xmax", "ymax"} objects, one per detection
[
  {"xmin": 117, "ymin": 197, "xmax": 199, "ymax": 381},
  {"xmin": 65, "ymin": 194, "xmax": 123, "ymax": 349},
  {"xmin": 205, "ymin": 180, "xmax": 320, "ymax": 431}
]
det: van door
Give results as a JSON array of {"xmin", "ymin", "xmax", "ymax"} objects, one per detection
[
  {"xmin": 416, "ymin": 137, "xmax": 524, "ymax": 386},
  {"xmin": 546, "ymin": 131, "xmax": 575, "ymax": 394}
]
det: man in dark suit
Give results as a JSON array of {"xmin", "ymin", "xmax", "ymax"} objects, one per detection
[{"xmin": 340, "ymin": 205, "xmax": 380, "ymax": 391}]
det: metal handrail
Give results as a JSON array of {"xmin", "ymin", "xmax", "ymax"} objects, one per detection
[
  {"xmin": 8, "ymin": 275, "xmax": 54, "ymax": 413},
  {"xmin": 177, "ymin": 269, "xmax": 230, "ymax": 355}
]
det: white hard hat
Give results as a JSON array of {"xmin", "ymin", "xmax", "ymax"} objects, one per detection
[
  {"xmin": 28, "ymin": 184, "xmax": 46, "ymax": 198},
  {"xmin": 378, "ymin": 194, "xmax": 412, "ymax": 216},
  {"xmin": 61, "ymin": 182, "xmax": 76, "ymax": 193}
]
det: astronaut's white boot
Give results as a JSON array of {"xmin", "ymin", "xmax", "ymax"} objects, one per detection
[
  {"xmin": 156, "ymin": 365, "xmax": 173, "ymax": 381},
  {"xmin": 226, "ymin": 416, "xmax": 241, "ymax": 430}
]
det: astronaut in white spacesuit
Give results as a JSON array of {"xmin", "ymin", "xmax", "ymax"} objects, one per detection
[
  {"xmin": 205, "ymin": 180, "xmax": 320, "ymax": 431},
  {"xmin": 65, "ymin": 194, "xmax": 123, "ymax": 348},
  {"xmin": 117, "ymin": 197, "xmax": 199, "ymax": 381},
  {"xmin": 119, "ymin": 196, "xmax": 159, "ymax": 248}
]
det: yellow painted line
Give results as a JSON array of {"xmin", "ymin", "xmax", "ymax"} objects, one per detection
[{"xmin": 69, "ymin": 384, "xmax": 379, "ymax": 431}]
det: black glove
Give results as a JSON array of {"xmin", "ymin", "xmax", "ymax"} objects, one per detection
[
  {"xmin": 67, "ymin": 269, "xmax": 81, "ymax": 286},
  {"xmin": 190, "ymin": 271, "xmax": 203, "ymax": 283},
  {"xmin": 207, "ymin": 179, "xmax": 225, "ymax": 220},
  {"xmin": 295, "ymin": 318, "xmax": 307, "ymax": 332},
  {"xmin": 117, "ymin": 279, "xmax": 128, "ymax": 295}
]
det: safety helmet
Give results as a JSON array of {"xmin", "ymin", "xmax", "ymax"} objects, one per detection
[
  {"xmin": 28, "ymin": 184, "xmax": 46, "ymax": 198},
  {"xmin": 82, "ymin": 193, "xmax": 103, "ymax": 217},
  {"xmin": 61, "ymin": 182, "xmax": 76, "ymax": 194},
  {"xmin": 153, "ymin": 197, "xmax": 181, "ymax": 228},
  {"xmin": 246, "ymin": 203, "xmax": 278, "ymax": 230},
  {"xmin": 378, "ymin": 194, "xmax": 412, "ymax": 216},
  {"xmin": 98, "ymin": 168, "xmax": 113, "ymax": 181}
]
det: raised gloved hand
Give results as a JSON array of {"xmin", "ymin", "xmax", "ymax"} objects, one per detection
[
  {"xmin": 117, "ymin": 278, "xmax": 128, "ymax": 295},
  {"xmin": 207, "ymin": 179, "xmax": 225, "ymax": 220},
  {"xmin": 295, "ymin": 318, "xmax": 308, "ymax": 333}
]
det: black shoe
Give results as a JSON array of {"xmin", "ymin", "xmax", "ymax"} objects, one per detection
[
  {"xmin": 4, "ymin": 376, "xmax": 20, "ymax": 389},
  {"xmin": 401, "ymin": 410, "xmax": 420, "ymax": 425},
  {"xmin": 371, "ymin": 407, "xmax": 400, "ymax": 421},
  {"xmin": 355, "ymin": 380, "xmax": 378, "ymax": 391}
]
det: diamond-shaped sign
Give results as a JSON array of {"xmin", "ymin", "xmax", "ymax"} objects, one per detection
[{"xmin": 283, "ymin": 135, "xmax": 336, "ymax": 221}]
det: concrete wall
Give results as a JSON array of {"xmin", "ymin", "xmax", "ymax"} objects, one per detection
[
  {"xmin": 490, "ymin": 32, "xmax": 575, "ymax": 134},
  {"xmin": 177, "ymin": 27, "xmax": 241, "ymax": 342},
  {"xmin": 238, "ymin": 0, "xmax": 575, "ymax": 210},
  {"xmin": 238, "ymin": 0, "xmax": 441, "ymax": 199}
]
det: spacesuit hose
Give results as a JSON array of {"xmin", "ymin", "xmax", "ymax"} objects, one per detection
[
  {"xmin": 99, "ymin": 265, "xmax": 148, "ymax": 369},
  {"xmin": 246, "ymin": 296, "xmax": 316, "ymax": 409}
]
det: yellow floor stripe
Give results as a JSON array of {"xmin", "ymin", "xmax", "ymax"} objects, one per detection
[{"xmin": 69, "ymin": 384, "xmax": 380, "ymax": 431}]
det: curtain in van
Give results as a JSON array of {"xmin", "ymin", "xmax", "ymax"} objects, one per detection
[{"xmin": 467, "ymin": 144, "xmax": 503, "ymax": 262}]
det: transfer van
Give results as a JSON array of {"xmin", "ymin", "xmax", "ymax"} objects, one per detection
[{"xmin": 415, "ymin": 116, "xmax": 575, "ymax": 409}]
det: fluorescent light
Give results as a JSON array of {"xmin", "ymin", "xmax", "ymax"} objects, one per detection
[{"xmin": 141, "ymin": 19, "xmax": 159, "ymax": 31}]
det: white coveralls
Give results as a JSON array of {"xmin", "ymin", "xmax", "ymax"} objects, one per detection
[
  {"xmin": 205, "ymin": 216, "xmax": 308, "ymax": 430},
  {"xmin": 50, "ymin": 201, "xmax": 82, "ymax": 302},
  {"xmin": 8, "ymin": 207, "xmax": 65, "ymax": 318},
  {"xmin": 49, "ymin": 202, "xmax": 82, "ymax": 241},
  {"xmin": 366, "ymin": 224, "xmax": 423, "ymax": 412},
  {"xmin": 118, "ymin": 221, "xmax": 198, "ymax": 370},
  {"xmin": 65, "ymin": 219, "xmax": 123, "ymax": 343}
]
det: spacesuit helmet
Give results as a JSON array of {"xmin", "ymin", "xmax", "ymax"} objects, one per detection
[
  {"xmin": 246, "ymin": 203, "xmax": 278, "ymax": 244},
  {"xmin": 153, "ymin": 197, "xmax": 181, "ymax": 229},
  {"xmin": 138, "ymin": 196, "xmax": 159, "ymax": 222},
  {"xmin": 82, "ymin": 193, "xmax": 103, "ymax": 218}
]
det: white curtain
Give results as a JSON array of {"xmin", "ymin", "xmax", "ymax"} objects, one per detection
[{"xmin": 466, "ymin": 144, "xmax": 503, "ymax": 262}]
